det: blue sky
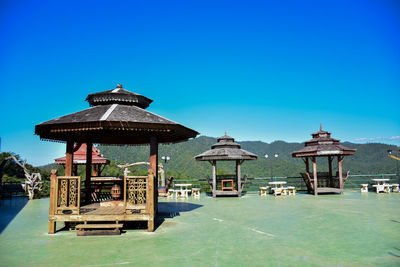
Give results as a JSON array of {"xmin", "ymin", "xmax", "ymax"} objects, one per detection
[{"xmin": 0, "ymin": 0, "xmax": 399, "ymax": 166}]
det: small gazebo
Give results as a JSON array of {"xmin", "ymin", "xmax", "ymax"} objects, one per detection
[
  {"xmin": 55, "ymin": 143, "xmax": 110, "ymax": 176},
  {"xmin": 195, "ymin": 134, "xmax": 257, "ymax": 197},
  {"xmin": 292, "ymin": 126, "xmax": 356, "ymax": 195},
  {"xmin": 35, "ymin": 84, "xmax": 198, "ymax": 233}
]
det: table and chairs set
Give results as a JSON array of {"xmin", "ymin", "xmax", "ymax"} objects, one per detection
[
  {"xmin": 361, "ymin": 179, "xmax": 399, "ymax": 194},
  {"xmin": 167, "ymin": 183, "xmax": 201, "ymax": 198},
  {"xmin": 259, "ymin": 181, "xmax": 296, "ymax": 197}
]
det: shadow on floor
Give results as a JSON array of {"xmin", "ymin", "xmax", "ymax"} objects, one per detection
[
  {"xmin": 123, "ymin": 202, "xmax": 203, "ymax": 231},
  {"xmin": 0, "ymin": 197, "xmax": 28, "ymax": 234}
]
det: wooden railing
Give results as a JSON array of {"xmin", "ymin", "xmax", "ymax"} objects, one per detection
[
  {"xmin": 49, "ymin": 170, "xmax": 81, "ymax": 215},
  {"xmin": 123, "ymin": 175, "xmax": 149, "ymax": 213}
]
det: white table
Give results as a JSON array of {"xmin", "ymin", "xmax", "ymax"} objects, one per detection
[
  {"xmin": 268, "ymin": 181, "xmax": 287, "ymax": 196},
  {"xmin": 372, "ymin": 179, "xmax": 391, "ymax": 193},
  {"xmin": 175, "ymin": 183, "xmax": 192, "ymax": 198}
]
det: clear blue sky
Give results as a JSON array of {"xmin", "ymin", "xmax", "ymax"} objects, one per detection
[{"xmin": 0, "ymin": 0, "xmax": 399, "ymax": 166}]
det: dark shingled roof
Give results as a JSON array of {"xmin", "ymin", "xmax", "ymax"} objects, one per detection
[
  {"xmin": 292, "ymin": 126, "xmax": 356, "ymax": 157},
  {"xmin": 195, "ymin": 134, "xmax": 258, "ymax": 161},
  {"xmin": 85, "ymin": 84, "xmax": 153, "ymax": 109},
  {"xmin": 35, "ymin": 84, "xmax": 199, "ymax": 144}
]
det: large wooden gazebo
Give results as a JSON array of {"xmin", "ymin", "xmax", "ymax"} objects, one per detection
[
  {"xmin": 292, "ymin": 126, "xmax": 356, "ymax": 195},
  {"xmin": 55, "ymin": 143, "xmax": 110, "ymax": 176},
  {"xmin": 35, "ymin": 84, "xmax": 198, "ymax": 234},
  {"xmin": 195, "ymin": 134, "xmax": 257, "ymax": 197}
]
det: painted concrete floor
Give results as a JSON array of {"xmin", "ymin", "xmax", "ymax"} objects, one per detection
[{"xmin": 0, "ymin": 191, "xmax": 399, "ymax": 267}]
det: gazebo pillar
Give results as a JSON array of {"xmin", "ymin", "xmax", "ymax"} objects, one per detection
[
  {"xmin": 328, "ymin": 156, "xmax": 333, "ymax": 186},
  {"xmin": 236, "ymin": 160, "xmax": 241, "ymax": 196},
  {"xmin": 150, "ymin": 136, "xmax": 158, "ymax": 179},
  {"xmin": 85, "ymin": 142, "xmax": 93, "ymax": 204},
  {"xmin": 65, "ymin": 141, "xmax": 74, "ymax": 176},
  {"xmin": 305, "ymin": 157, "xmax": 310, "ymax": 173},
  {"xmin": 311, "ymin": 156, "xmax": 318, "ymax": 196},
  {"xmin": 338, "ymin": 156, "xmax": 343, "ymax": 194},
  {"xmin": 212, "ymin": 160, "xmax": 216, "ymax": 198}
]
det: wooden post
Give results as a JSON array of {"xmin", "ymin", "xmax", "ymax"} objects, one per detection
[
  {"xmin": 328, "ymin": 156, "xmax": 333, "ymax": 187},
  {"xmin": 148, "ymin": 136, "xmax": 158, "ymax": 231},
  {"xmin": 150, "ymin": 136, "xmax": 158, "ymax": 182},
  {"xmin": 147, "ymin": 168, "xmax": 155, "ymax": 232},
  {"xmin": 92, "ymin": 165, "xmax": 98, "ymax": 177},
  {"xmin": 338, "ymin": 156, "xmax": 343, "ymax": 194},
  {"xmin": 48, "ymin": 169, "xmax": 57, "ymax": 234},
  {"xmin": 237, "ymin": 160, "xmax": 242, "ymax": 196},
  {"xmin": 65, "ymin": 140, "xmax": 74, "ymax": 176},
  {"xmin": 85, "ymin": 142, "xmax": 93, "ymax": 204},
  {"xmin": 312, "ymin": 157, "xmax": 318, "ymax": 196},
  {"xmin": 212, "ymin": 160, "xmax": 217, "ymax": 197},
  {"xmin": 305, "ymin": 157, "xmax": 310, "ymax": 173}
]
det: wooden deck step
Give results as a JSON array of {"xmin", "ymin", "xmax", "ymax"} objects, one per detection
[
  {"xmin": 75, "ymin": 223, "xmax": 123, "ymax": 229},
  {"xmin": 76, "ymin": 223, "xmax": 123, "ymax": 236}
]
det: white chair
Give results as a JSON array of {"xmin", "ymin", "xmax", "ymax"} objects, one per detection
[
  {"xmin": 287, "ymin": 186, "xmax": 296, "ymax": 196},
  {"xmin": 392, "ymin": 184, "xmax": 399, "ymax": 193},
  {"xmin": 192, "ymin": 188, "xmax": 201, "ymax": 198},
  {"xmin": 259, "ymin": 187, "xmax": 267, "ymax": 196},
  {"xmin": 360, "ymin": 184, "xmax": 368, "ymax": 193}
]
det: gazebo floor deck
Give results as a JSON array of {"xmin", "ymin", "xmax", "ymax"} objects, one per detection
[
  {"xmin": 315, "ymin": 187, "xmax": 342, "ymax": 194},
  {"xmin": 214, "ymin": 190, "xmax": 240, "ymax": 196},
  {"xmin": 49, "ymin": 203, "xmax": 150, "ymax": 222}
]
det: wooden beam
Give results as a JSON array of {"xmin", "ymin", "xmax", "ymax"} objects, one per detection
[
  {"xmin": 328, "ymin": 156, "xmax": 332, "ymax": 187},
  {"xmin": 305, "ymin": 157, "xmax": 310, "ymax": 173},
  {"xmin": 48, "ymin": 169, "xmax": 57, "ymax": 234},
  {"xmin": 212, "ymin": 160, "xmax": 216, "ymax": 198},
  {"xmin": 338, "ymin": 156, "xmax": 343, "ymax": 194},
  {"xmin": 150, "ymin": 136, "xmax": 158, "ymax": 181},
  {"xmin": 312, "ymin": 157, "xmax": 318, "ymax": 196},
  {"xmin": 237, "ymin": 160, "xmax": 242, "ymax": 197},
  {"xmin": 85, "ymin": 142, "xmax": 93, "ymax": 204},
  {"xmin": 65, "ymin": 140, "xmax": 74, "ymax": 176}
]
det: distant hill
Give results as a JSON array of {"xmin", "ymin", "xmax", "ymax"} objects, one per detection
[{"xmin": 96, "ymin": 136, "xmax": 398, "ymax": 179}]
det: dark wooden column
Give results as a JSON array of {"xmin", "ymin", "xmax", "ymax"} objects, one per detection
[
  {"xmin": 305, "ymin": 157, "xmax": 310, "ymax": 173},
  {"xmin": 338, "ymin": 155, "xmax": 343, "ymax": 194},
  {"xmin": 236, "ymin": 160, "xmax": 241, "ymax": 196},
  {"xmin": 212, "ymin": 160, "xmax": 217, "ymax": 197},
  {"xmin": 65, "ymin": 141, "xmax": 74, "ymax": 176},
  {"xmin": 148, "ymin": 136, "xmax": 158, "ymax": 232},
  {"xmin": 85, "ymin": 142, "xmax": 93, "ymax": 204},
  {"xmin": 328, "ymin": 156, "xmax": 333, "ymax": 186},
  {"xmin": 312, "ymin": 156, "xmax": 318, "ymax": 196},
  {"xmin": 150, "ymin": 136, "xmax": 158, "ymax": 180}
]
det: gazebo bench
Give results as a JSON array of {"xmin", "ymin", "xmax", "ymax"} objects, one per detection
[{"xmin": 259, "ymin": 187, "xmax": 268, "ymax": 196}]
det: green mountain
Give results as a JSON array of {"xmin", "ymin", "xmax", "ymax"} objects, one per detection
[{"xmin": 96, "ymin": 136, "xmax": 399, "ymax": 179}]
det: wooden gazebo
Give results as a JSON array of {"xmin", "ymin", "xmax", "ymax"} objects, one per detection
[
  {"xmin": 195, "ymin": 134, "xmax": 257, "ymax": 197},
  {"xmin": 35, "ymin": 84, "xmax": 198, "ymax": 234},
  {"xmin": 292, "ymin": 126, "xmax": 356, "ymax": 195},
  {"xmin": 55, "ymin": 143, "xmax": 110, "ymax": 176}
]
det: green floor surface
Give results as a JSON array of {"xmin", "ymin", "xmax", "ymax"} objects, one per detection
[{"xmin": 1, "ymin": 191, "xmax": 399, "ymax": 266}]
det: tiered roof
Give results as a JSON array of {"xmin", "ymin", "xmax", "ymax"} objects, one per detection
[
  {"xmin": 35, "ymin": 84, "xmax": 199, "ymax": 144},
  {"xmin": 195, "ymin": 134, "xmax": 258, "ymax": 161},
  {"xmin": 292, "ymin": 126, "xmax": 356, "ymax": 157}
]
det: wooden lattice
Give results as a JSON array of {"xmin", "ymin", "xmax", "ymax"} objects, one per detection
[
  {"xmin": 127, "ymin": 178, "xmax": 146, "ymax": 205},
  {"xmin": 69, "ymin": 179, "xmax": 77, "ymax": 207},
  {"xmin": 59, "ymin": 180, "xmax": 68, "ymax": 207}
]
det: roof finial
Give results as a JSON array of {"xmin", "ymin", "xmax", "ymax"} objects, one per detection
[
  {"xmin": 117, "ymin": 84, "xmax": 122, "ymax": 88},
  {"xmin": 320, "ymin": 124, "xmax": 322, "ymax": 131}
]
